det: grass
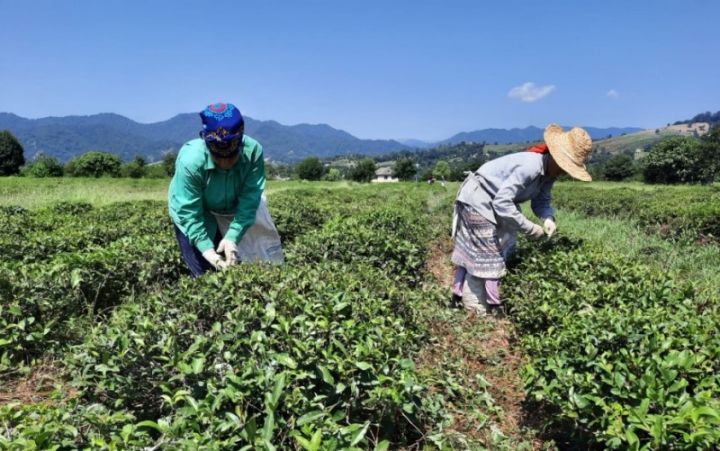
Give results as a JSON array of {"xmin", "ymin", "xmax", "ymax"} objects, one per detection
[
  {"xmin": 556, "ymin": 179, "xmax": 720, "ymax": 192},
  {"xmin": 547, "ymin": 208, "xmax": 720, "ymax": 301},
  {"xmin": 591, "ymin": 124, "xmax": 707, "ymax": 157},
  {"xmin": 0, "ymin": 177, "xmax": 451, "ymax": 209},
  {"xmin": 592, "ymin": 129, "xmax": 666, "ymax": 154},
  {"xmin": 0, "ymin": 177, "xmax": 170, "ymax": 208}
]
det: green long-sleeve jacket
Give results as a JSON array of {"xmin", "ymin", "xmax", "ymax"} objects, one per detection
[{"xmin": 168, "ymin": 136, "xmax": 265, "ymax": 253}]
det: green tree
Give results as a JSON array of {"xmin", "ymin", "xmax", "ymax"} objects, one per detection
[
  {"xmin": 432, "ymin": 160, "xmax": 451, "ymax": 180},
  {"xmin": 349, "ymin": 158, "xmax": 376, "ymax": 183},
  {"xmin": 450, "ymin": 158, "xmax": 484, "ymax": 181},
  {"xmin": 296, "ymin": 157, "xmax": 325, "ymax": 180},
  {"xmin": 642, "ymin": 136, "xmax": 705, "ymax": 184},
  {"xmin": 266, "ymin": 162, "xmax": 293, "ymax": 180},
  {"xmin": 419, "ymin": 168, "xmax": 433, "ymax": 181},
  {"xmin": 698, "ymin": 124, "xmax": 720, "ymax": 183},
  {"xmin": 21, "ymin": 155, "xmax": 63, "ymax": 177},
  {"xmin": 393, "ymin": 158, "xmax": 417, "ymax": 181},
  {"xmin": 65, "ymin": 151, "xmax": 122, "ymax": 177},
  {"xmin": 143, "ymin": 163, "xmax": 167, "ymax": 178},
  {"xmin": 461, "ymin": 158, "xmax": 484, "ymax": 173},
  {"xmin": 323, "ymin": 167, "xmax": 342, "ymax": 181},
  {"xmin": 123, "ymin": 155, "xmax": 146, "ymax": 178},
  {"xmin": 603, "ymin": 154, "xmax": 636, "ymax": 181},
  {"xmin": 0, "ymin": 130, "xmax": 25, "ymax": 175},
  {"xmin": 163, "ymin": 152, "xmax": 177, "ymax": 177}
]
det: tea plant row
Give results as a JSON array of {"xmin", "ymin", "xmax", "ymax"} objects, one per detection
[
  {"xmin": 505, "ymin": 237, "xmax": 720, "ymax": 449},
  {"xmin": 552, "ymin": 183, "xmax": 720, "ymax": 242},
  {"xmin": 1, "ymin": 186, "xmax": 480, "ymax": 449},
  {"xmin": 0, "ymin": 188, "xmax": 368, "ymax": 369}
]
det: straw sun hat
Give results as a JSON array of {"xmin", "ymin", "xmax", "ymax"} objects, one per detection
[{"xmin": 544, "ymin": 124, "xmax": 593, "ymax": 182}]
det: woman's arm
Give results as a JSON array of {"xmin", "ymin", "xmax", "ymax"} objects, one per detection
[
  {"xmin": 531, "ymin": 179, "xmax": 556, "ymax": 220},
  {"xmin": 491, "ymin": 169, "xmax": 538, "ymax": 234},
  {"xmin": 171, "ymin": 160, "xmax": 215, "ymax": 252}
]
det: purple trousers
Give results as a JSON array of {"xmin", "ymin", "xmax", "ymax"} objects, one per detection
[{"xmin": 453, "ymin": 266, "xmax": 502, "ymax": 305}]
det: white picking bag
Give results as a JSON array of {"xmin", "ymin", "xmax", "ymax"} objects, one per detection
[{"xmin": 212, "ymin": 195, "xmax": 284, "ymax": 264}]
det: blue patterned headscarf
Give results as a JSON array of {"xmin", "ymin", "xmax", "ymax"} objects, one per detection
[
  {"xmin": 199, "ymin": 102, "xmax": 244, "ymax": 158},
  {"xmin": 199, "ymin": 102, "xmax": 244, "ymax": 143}
]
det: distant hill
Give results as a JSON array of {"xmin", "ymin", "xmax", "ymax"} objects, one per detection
[
  {"xmin": 371, "ymin": 122, "xmax": 712, "ymax": 175},
  {"xmin": 591, "ymin": 122, "xmax": 712, "ymax": 162},
  {"xmin": 398, "ymin": 138, "xmax": 434, "ymax": 148},
  {"xmin": 440, "ymin": 125, "xmax": 644, "ymax": 146},
  {"xmin": 0, "ymin": 111, "xmax": 658, "ymax": 165},
  {"xmin": 0, "ymin": 113, "xmax": 410, "ymax": 163}
]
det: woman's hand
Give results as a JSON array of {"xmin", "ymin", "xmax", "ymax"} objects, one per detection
[
  {"xmin": 217, "ymin": 239, "xmax": 238, "ymax": 265},
  {"xmin": 543, "ymin": 218, "xmax": 557, "ymax": 237},
  {"xmin": 528, "ymin": 223, "xmax": 545, "ymax": 239},
  {"xmin": 202, "ymin": 249, "xmax": 229, "ymax": 270}
]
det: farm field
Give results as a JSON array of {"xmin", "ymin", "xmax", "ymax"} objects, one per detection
[
  {"xmin": 552, "ymin": 181, "xmax": 720, "ymax": 244},
  {"xmin": 0, "ymin": 177, "xmax": 350, "ymax": 209},
  {"xmin": 1, "ymin": 179, "xmax": 719, "ymax": 449}
]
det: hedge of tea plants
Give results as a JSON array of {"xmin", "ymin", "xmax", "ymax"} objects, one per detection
[
  {"xmin": 0, "ymin": 189, "xmax": 375, "ymax": 370},
  {"xmin": 552, "ymin": 183, "xmax": 720, "ymax": 242},
  {"xmin": 0, "ymin": 201, "xmax": 188, "ymax": 369},
  {"xmin": 61, "ymin": 262, "xmax": 437, "ymax": 448},
  {"xmin": 1, "ymin": 185, "xmax": 481, "ymax": 449},
  {"xmin": 0, "ymin": 201, "xmax": 181, "ymax": 265},
  {"xmin": 505, "ymin": 237, "xmax": 720, "ymax": 449}
]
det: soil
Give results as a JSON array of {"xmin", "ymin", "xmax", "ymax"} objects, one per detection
[
  {"xmin": 0, "ymin": 362, "xmax": 75, "ymax": 406},
  {"xmin": 420, "ymin": 236, "xmax": 546, "ymax": 448}
]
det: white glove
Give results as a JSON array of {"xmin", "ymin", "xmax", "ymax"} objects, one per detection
[
  {"xmin": 528, "ymin": 223, "xmax": 545, "ymax": 239},
  {"xmin": 543, "ymin": 218, "xmax": 557, "ymax": 237},
  {"xmin": 216, "ymin": 239, "xmax": 238, "ymax": 266},
  {"xmin": 202, "ymin": 249, "xmax": 229, "ymax": 270}
]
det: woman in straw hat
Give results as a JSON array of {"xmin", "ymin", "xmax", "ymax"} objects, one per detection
[{"xmin": 450, "ymin": 123, "xmax": 593, "ymax": 314}]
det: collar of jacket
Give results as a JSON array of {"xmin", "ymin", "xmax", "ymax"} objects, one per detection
[{"xmin": 204, "ymin": 149, "xmax": 216, "ymax": 170}]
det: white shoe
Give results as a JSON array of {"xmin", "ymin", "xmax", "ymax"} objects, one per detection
[{"xmin": 462, "ymin": 276, "xmax": 490, "ymax": 316}]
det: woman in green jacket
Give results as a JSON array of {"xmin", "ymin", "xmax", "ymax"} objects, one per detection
[{"xmin": 168, "ymin": 102, "xmax": 265, "ymax": 277}]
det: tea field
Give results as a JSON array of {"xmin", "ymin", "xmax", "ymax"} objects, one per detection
[{"xmin": 1, "ymin": 179, "xmax": 719, "ymax": 449}]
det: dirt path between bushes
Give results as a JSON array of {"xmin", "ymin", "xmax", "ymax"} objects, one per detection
[
  {"xmin": 420, "ymin": 235, "xmax": 546, "ymax": 448},
  {"xmin": 0, "ymin": 362, "xmax": 75, "ymax": 406}
]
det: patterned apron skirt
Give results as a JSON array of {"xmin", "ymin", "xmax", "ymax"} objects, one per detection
[{"xmin": 451, "ymin": 201, "xmax": 510, "ymax": 279}]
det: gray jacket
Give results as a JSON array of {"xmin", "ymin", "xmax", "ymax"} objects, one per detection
[{"xmin": 456, "ymin": 152, "xmax": 556, "ymax": 234}]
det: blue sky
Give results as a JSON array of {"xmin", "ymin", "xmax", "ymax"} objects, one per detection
[{"xmin": 1, "ymin": 0, "xmax": 718, "ymax": 141}]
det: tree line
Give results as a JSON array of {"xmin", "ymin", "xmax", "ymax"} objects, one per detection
[
  {"xmin": 673, "ymin": 110, "xmax": 720, "ymax": 126},
  {"xmin": 2, "ymin": 125, "xmax": 719, "ymax": 184},
  {"xmin": 0, "ymin": 129, "xmax": 177, "ymax": 178},
  {"xmin": 585, "ymin": 125, "xmax": 720, "ymax": 183}
]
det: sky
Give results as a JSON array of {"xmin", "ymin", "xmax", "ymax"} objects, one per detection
[{"xmin": 1, "ymin": 0, "xmax": 718, "ymax": 141}]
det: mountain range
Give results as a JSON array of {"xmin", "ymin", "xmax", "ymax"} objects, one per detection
[
  {"xmin": 440, "ymin": 126, "xmax": 644, "ymax": 146},
  {"xmin": 0, "ymin": 112, "xmax": 642, "ymax": 163}
]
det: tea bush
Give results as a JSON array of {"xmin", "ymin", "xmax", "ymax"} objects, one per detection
[
  {"xmin": 0, "ymin": 187, "xmax": 459, "ymax": 449},
  {"xmin": 552, "ymin": 183, "xmax": 720, "ymax": 241},
  {"xmin": 62, "ymin": 261, "xmax": 441, "ymax": 448},
  {"xmin": 269, "ymin": 192, "xmax": 332, "ymax": 243},
  {"xmin": 0, "ymin": 200, "xmax": 174, "ymax": 264},
  {"xmin": 0, "ymin": 233, "xmax": 185, "ymax": 368},
  {"xmin": 0, "ymin": 402, "xmax": 152, "ymax": 449},
  {"xmin": 505, "ymin": 237, "xmax": 720, "ymax": 449},
  {"xmin": 287, "ymin": 207, "xmax": 429, "ymax": 287},
  {"xmin": 0, "ymin": 201, "xmax": 190, "ymax": 368}
]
